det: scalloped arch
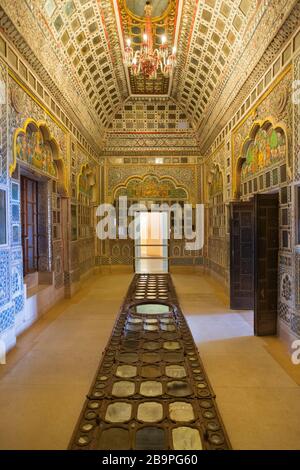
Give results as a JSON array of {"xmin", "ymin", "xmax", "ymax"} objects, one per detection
[
  {"xmin": 113, "ymin": 173, "xmax": 189, "ymax": 201},
  {"xmin": 12, "ymin": 118, "xmax": 68, "ymax": 195},
  {"xmin": 77, "ymin": 163, "xmax": 96, "ymax": 199},
  {"xmin": 234, "ymin": 118, "xmax": 288, "ymax": 198}
]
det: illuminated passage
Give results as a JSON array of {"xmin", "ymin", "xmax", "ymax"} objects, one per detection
[{"xmin": 69, "ymin": 274, "xmax": 231, "ymax": 450}]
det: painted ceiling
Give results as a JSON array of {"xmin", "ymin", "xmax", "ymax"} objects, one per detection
[{"xmin": 0, "ymin": 0, "xmax": 298, "ymax": 153}]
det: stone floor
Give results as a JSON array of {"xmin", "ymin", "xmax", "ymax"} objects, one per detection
[
  {"xmin": 172, "ymin": 272, "xmax": 300, "ymax": 450},
  {"xmin": 0, "ymin": 270, "xmax": 299, "ymax": 450}
]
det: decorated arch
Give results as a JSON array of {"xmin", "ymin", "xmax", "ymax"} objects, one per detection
[
  {"xmin": 12, "ymin": 118, "xmax": 68, "ymax": 195},
  {"xmin": 113, "ymin": 174, "xmax": 189, "ymax": 201},
  {"xmin": 235, "ymin": 119, "xmax": 288, "ymax": 198},
  {"xmin": 77, "ymin": 164, "xmax": 96, "ymax": 200}
]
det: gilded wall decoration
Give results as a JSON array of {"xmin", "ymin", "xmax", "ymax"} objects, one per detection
[
  {"xmin": 241, "ymin": 123, "xmax": 287, "ymax": 180},
  {"xmin": 208, "ymin": 166, "xmax": 223, "ymax": 198},
  {"xmin": 8, "ymin": 77, "xmax": 69, "ymax": 173},
  {"xmin": 114, "ymin": 175, "xmax": 188, "ymax": 201},
  {"xmin": 205, "ymin": 144, "xmax": 225, "ymax": 203},
  {"xmin": 14, "ymin": 122, "xmax": 58, "ymax": 177},
  {"xmin": 232, "ymin": 68, "xmax": 292, "ymax": 163},
  {"xmin": 107, "ymin": 165, "xmax": 197, "ymax": 204},
  {"xmin": 207, "ymin": 164, "xmax": 226, "ymax": 276},
  {"xmin": 78, "ymin": 165, "xmax": 93, "ymax": 196},
  {"xmin": 232, "ymin": 69, "xmax": 293, "ymax": 198},
  {"xmin": 294, "ymin": 52, "xmax": 300, "ymax": 179},
  {"xmin": 196, "ymin": 2, "xmax": 299, "ymax": 152}
]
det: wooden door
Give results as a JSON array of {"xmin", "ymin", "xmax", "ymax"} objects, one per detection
[
  {"xmin": 21, "ymin": 176, "xmax": 38, "ymax": 275},
  {"xmin": 230, "ymin": 202, "xmax": 254, "ymax": 310},
  {"xmin": 254, "ymin": 193, "xmax": 279, "ymax": 336}
]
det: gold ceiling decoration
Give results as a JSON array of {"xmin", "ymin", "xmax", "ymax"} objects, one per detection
[
  {"xmin": 125, "ymin": 0, "xmax": 171, "ymax": 21},
  {"xmin": 118, "ymin": 0, "xmax": 178, "ymax": 94},
  {"xmin": 1, "ymin": 0, "xmax": 296, "ymax": 149}
]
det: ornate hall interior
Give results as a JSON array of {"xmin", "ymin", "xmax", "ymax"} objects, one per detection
[{"xmin": 0, "ymin": 0, "xmax": 300, "ymax": 451}]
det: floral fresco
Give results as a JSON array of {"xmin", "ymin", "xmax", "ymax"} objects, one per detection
[
  {"xmin": 15, "ymin": 126, "xmax": 57, "ymax": 177},
  {"xmin": 241, "ymin": 126, "xmax": 286, "ymax": 179}
]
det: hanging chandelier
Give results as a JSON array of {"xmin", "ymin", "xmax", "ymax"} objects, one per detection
[{"xmin": 124, "ymin": 1, "xmax": 176, "ymax": 79}]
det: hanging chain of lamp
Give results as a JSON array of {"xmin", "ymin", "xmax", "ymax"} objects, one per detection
[{"xmin": 124, "ymin": 1, "xmax": 177, "ymax": 79}]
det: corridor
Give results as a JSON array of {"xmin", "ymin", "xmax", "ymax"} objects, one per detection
[{"xmin": 0, "ymin": 271, "xmax": 299, "ymax": 450}]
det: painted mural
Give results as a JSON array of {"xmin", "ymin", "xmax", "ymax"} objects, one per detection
[
  {"xmin": 15, "ymin": 125, "xmax": 57, "ymax": 177},
  {"xmin": 241, "ymin": 126, "xmax": 286, "ymax": 179},
  {"xmin": 115, "ymin": 175, "xmax": 188, "ymax": 200}
]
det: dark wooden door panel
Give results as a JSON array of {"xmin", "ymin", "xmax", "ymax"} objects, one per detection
[
  {"xmin": 254, "ymin": 194, "xmax": 279, "ymax": 336},
  {"xmin": 21, "ymin": 176, "xmax": 38, "ymax": 275},
  {"xmin": 230, "ymin": 202, "xmax": 254, "ymax": 310}
]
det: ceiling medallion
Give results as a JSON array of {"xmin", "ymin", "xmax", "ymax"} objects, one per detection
[{"xmin": 124, "ymin": 1, "xmax": 176, "ymax": 79}]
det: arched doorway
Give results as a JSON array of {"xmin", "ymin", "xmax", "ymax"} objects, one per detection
[
  {"xmin": 114, "ymin": 174, "xmax": 189, "ymax": 274},
  {"xmin": 13, "ymin": 119, "xmax": 67, "ymax": 279},
  {"xmin": 230, "ymin": 120, "xmax": 287, "ymax": 336}
]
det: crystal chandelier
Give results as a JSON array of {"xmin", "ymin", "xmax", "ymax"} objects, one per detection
[{"xmin": 124, "ymin": 1, "xmax": 176, "ymax": 79}]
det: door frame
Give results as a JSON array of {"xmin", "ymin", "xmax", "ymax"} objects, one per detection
[
  {"xmin": 229, "ymin": 201, "xmax": 255, "ymax": 310},
  {"xmin": 254, "ymin": 192, "xmax": 279, "ymax": 336},
  {"xmin": 230, "ymin": 193, "xmax": 280, "ymax": 336},
  {"xmin": 133, "ymin": 210, "xmax": 169, "ymax": 274},
  {"xmin": 21, "ymin": 174, "xmax": 39, "ymax": 276}
]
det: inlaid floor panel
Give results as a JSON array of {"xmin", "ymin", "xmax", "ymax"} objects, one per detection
[{"xmin": 69, "ymin": 274, "xmax": 231, "ymax": 451}]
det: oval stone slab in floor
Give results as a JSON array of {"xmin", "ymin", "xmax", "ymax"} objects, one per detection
[
  {"xmin": 140, "ymin": 381, "xmax": 163, "ymax": 397},
  {"xmin": 112, "ymin": 381, "xmax": 135, "ymax": 397},
  {"xmin": 117, "ymin": 352, "xmax": 139, "ymax": 363},
  {"xmin": 97, "ymin": 428, "xmax": 131, "ymax": 450},
  {"xmin": 137, "ymin": 402, "xmax": 163, "ymax": 422},
  {"xmin": 165, "ymin": 364, "xmax": 187, "ymax": 378},
  {"xmin": 115, "ymin": 365, "xmax": 137, "ymax": 379},
  {"xmin": 166, "ymin": 381, "xmax": 193, "ymax": 397},
  {"xmin": 135, "ymin": 427, "xmax": 166, "ymax": 450},
  {"xmin": 169, "ymin": 402, "xmax": 195, "ymax": 422},
  {"xmin": 172, "ymin": 427, "xmax": 202, "ymax": 450},
  {"xmin": 141, "ymin": 365, "xmax": 162, "ymax": 378},
  {"xmin": 105, "ymin": 403, "xmax": 132, "ymax": 423}
]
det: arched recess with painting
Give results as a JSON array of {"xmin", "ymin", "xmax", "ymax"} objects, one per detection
[
  {"xmin": 230, "ymin": 119, "xmax": 288, "ymax": 336},
  {"xmin": 12, "ymin": 118, "xmax": 68, "ymax": 282}
]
